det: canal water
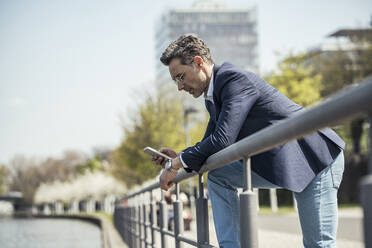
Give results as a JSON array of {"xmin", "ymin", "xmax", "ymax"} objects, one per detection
[{"xmin": 0, "ymin": 217, "xmax": 102, "ymax": 248}]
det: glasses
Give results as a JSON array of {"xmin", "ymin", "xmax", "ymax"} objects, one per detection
[{"xmin": 173, "ymin": 72, "xmax": 185, "ymax": 86}]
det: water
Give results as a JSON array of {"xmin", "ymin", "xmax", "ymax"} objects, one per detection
[{"xmin": 0, "ymin": 217, "xmax": 102, "ymax": 248}]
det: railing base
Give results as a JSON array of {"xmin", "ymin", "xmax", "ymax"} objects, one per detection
[
  {"xmin": 360, "ymin": 174, "xmax": 372, "ymax": 248},
  {"xmin": 240, "ymin": 191, "xmax": 258, "ymax": 248}
]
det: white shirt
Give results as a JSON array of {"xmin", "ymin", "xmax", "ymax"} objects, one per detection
[
  {"xmin": 205, "ymin": 70, "xmax": 214, "ymax": 103},
  {"xmin": 180, "ymin": 66, "xmax": 214, "ymax": 169}
]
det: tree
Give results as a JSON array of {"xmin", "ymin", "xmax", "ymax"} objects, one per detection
[
  {"xmin": 6, "ymin": 150, "xmax": 86, "ymax": 204},
  {"xmin": 308, "ymin": 32, "xmax": 372, "ymax": 203},
  {"xmin": 0, "ymin": 165, "xmax": 9, "ymax": 195},
  {"xmin": 264, "ymin": 53, "xmax": 323, "ymax": 107},
  {"xmin": 7, "ymin": 155, "xmax": 43, "ymax": 204},
  {"xmin": 39, "ymin": 150, "xmax": 86, "ymax": 182},
  {"xmin": 311, "ymin": 50, "xmax": 355, "ymax": 97},
  {"xmin": 77, "ymin": 159, "xmax": 103, "ymax": 174},
  {"xmin": 310, "ymin": 33, "xmax": 372, "ymax": 156},
  {"xmin": 111, "ymin": 87, "xmax": 187, "ymax": 187}
]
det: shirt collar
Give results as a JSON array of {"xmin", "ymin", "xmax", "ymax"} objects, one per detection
[{"xmin": 204, "ymin": 65, "xmax": 214, "ymax": 102}]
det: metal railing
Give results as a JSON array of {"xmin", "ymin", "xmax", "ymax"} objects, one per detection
[{"xmin": 114, "ymin": 76, "xmax": 372, "ymax": 248}]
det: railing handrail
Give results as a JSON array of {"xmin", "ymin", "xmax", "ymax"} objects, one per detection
[{"xmin": 120, "ymin": 76, "xmax": 372, "ymax": 201}]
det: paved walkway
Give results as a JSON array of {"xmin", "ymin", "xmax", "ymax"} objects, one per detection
[
  {"xmin": 179, "ymin": 208, "xmax": 364, "ymax": 248},
  {"xmin": 135, "ymin": 207, "xmax": 364, "ymax": 247}
]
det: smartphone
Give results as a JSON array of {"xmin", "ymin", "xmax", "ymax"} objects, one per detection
[{"xmin": 143, "ymin": 147, "xmax": 172, "ymax": 160}]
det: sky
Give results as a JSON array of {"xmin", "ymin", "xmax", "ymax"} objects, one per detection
[{"xmin": 0, "ymin": 0, "xmax": 371, "ymax": 164}]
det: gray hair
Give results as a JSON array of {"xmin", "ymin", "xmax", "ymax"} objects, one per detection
[{"xmin": 160, "ymin": 34, "xmax": 214, "ymax": 66}]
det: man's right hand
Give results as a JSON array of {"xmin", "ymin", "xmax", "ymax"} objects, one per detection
[{"xmin": 152, "ymin": 147, "xmax": 178, "ymax": 168}]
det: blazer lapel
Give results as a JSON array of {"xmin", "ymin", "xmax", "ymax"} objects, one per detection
[{"xmin": 211, "ymin": 64, "xmax": 221, "ymax": 120}]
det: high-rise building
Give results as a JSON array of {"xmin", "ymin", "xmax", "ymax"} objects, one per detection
[{"xmin": 155, "ymin": 0, "xmax": 258, "ymax": 84}]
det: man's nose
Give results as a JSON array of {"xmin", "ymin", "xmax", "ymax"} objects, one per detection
[{"xmin": 178, "ymin": 83, "xmax": 184, "ymax": 91}]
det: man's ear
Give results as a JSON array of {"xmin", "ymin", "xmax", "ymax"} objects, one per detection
[{"xmin": 193, "ymin": 56, "xmax": 204, "ymax": 69}]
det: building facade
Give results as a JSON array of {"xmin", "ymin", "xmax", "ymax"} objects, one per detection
[{"xmin": 155, "ymin": 0, "xmax": 259, "ymax": 84}]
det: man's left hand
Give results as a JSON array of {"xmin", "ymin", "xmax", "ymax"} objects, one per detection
[{"xmin": 159, "ymin": 169, "xmax": 178, "ymax": 191}]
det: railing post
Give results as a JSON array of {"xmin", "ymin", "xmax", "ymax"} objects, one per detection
[
  {"xmin": 189, "ymin": 180, "xmax": 196, "ymax": 230},
  {"xmin": 131, "ymin": 205, "xmax": 136, "ymax": 248},
  {"xmin": 160, "ymin": 190, "xmax": 168, "ymax": 248},
  {"xmin": 270, "ymin": 189, "xmax": 278, "ymax": 212},
  {"xmin": 254, "ymin": 188, "xmax": 259, "ymax": 211},
  {"xmin": 292, "ymin": 193, "xmax": 298, "ymax": 212},
  {"xmin": 118, "ymin": 206, "xmax": 126, "ymax": 243},
  {"xmin": 134, "ymin": 203, "xmax": 140, "ymax": 248},
  {"xmin": 360, "ymin": 114, "xmax": 372, "ymax": 247},
  {"xmin": 130, "ymin": 206, "xmax": 134, "ymax": 248},
  {"xmin": 142, "ymin": 203, "xmax": 148, "ymax": 247},
  {"xmin": 129, "ymin": 207, "xmax": 134, "ymax": 248},
  {"xmin": 120, "ymin": 206, "xmax": 124, "ymax": 243},
  {"xmin": 196, "ymin": 174, "xmax": 210, "ymax": 245},
  {"xmin": 138, "ymin": 202, "xmax": 143, "ymax": 248},
  {"xmin": 150, "ymin": 191, "xmax": 156, "ymax": 248},
  {"xmin": 240, "ymin": 157, "xmax": 258, "ymax": 248},
  {"xmin": 173, "ymin": 183, "xmax": 184, "ymax": 248},
  {"xmin": 124, "ymin": 206, "xmax": 128, "ymax": 244}
]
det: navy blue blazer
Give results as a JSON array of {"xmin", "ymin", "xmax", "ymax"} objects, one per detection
[{"xmin": 182, "ymin": 62, "xmax": 345, "ymax": 192}]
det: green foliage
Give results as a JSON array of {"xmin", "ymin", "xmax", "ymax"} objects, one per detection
[
  {"xmin": 311, "ymin": 51, "xmax": 355, "ymax": 97},
  {"xmin": 189, "ymin": 113, "xmax": 209, "ymax": 146},
  {"xmin": 77, "ymin": 159, "xmax": 102, "ymax": 174},
  {"xmin": 111, "ymin": 87, "xmax": 187, "ymax": 187},
  {"xmin": 310, "ymin": 35, "xmax": 372, "ymax": 98},
  {"xmin": 310, "ymin": 38, "xmax": 372, "ymax": 156},
  {"xmin": 0, "ymin": 165, "xmax": 9, "ymax": 195},
  {"xmin": 264, "ymin": 54, "xmax": 323, "ymax": 107},
  {"xmin": 332, "ymin": 124, "xmax": 353, "ymax": 156}
]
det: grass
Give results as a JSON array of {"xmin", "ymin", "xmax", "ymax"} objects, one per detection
[
  {"xmin": 338, "ymin": 203, "xmax": 360, "ymax": 208},
  {"xmin": 79, "ymin": 212, "xmax": 114, "ymax": 223},
  {"xmin": 257, "ymin": 203, "xmax": 361, "ymax": 215},
  {"xmin": 258, "ymin": 206, "xmax": 296, "ymax": 215}
]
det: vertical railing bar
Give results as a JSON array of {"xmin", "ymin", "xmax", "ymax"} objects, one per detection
[
  {"xmin": 174, "ymin": 183, "xmax": 184, "ymax": 248},
  {"xmin": 134, "ymin": 205, "xmax": 138, "ymax": 248},
  {"xmin": 160, "ymin": 190, "xmax": 168, "ymax": 248},
  {"xmin": 126, "ymin": 207, "xmax": 129, "ymax": 245},
  {"xmin": 128, "ymin": 203, "xmax": 131, "ymax": 247},
  {"xmin": 150, "ymin": 190, "xmax": 156, "ymax": 248},
  {"xmin": 130, "ymin": 207, "xmax": 134, "ymax": 248},
  {"xmin": 196, "ymin": 173, "xmax": 210, "ymax": 246},
  {"xmin": 118, "ymin": 206, "xmax": 122, "ymax": 243},
  {"xmin": 243, "ymin": 157, "xmax": 252, "ymax": 191},
  {"xmin": 136, "ymin": 196, "xmax": 140, "ymax": 248},
  {"xmin": 240, "ymin": 157, "xmax": 258, "ymax": 248},
  {"xmin": 199, "ymin": 175, "xmax": 204, "ymax": 198},
  {"xmin": 369, "ymin": 115, "xmax": 372, "ymax": 175},
  {"xmin": 270, "ymin": 189, "xmax": 278, "ymax": 212},
  {"xmin": 123, "ymin": 207, "xmax": 126, "ymax": 244},
  {"xmin": 139, "ymin": 200, "xmax": 143, "ymax": 248},
  {"xmin": 143, "ymin": 203, "xmax": 148, "ymax": 248},
  {"xmin": 360, "ymin": 114, "xmax": 372, "ymax": 248}
]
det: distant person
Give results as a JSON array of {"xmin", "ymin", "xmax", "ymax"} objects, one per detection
[{"xmin": 152, "ymin": 34, "xmax": 345, "ymax": 248}]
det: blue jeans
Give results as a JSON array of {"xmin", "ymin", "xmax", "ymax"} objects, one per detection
[{"xmin": 207, "ymin": 152, "xmax": 344, "ymax": 248}]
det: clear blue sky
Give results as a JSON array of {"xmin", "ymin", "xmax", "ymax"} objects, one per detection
[{"xmin": 0, "ymin": 0, "xmax": 371, "ymax": 164}]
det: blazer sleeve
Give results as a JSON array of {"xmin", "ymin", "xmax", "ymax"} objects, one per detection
[
  {"xmin": 181, "ymin": 71, "xmax": 259, "ymax": 172},
  {"xmin": 202, "ymin": 117, "xmax": 215, "ymax": 141}
]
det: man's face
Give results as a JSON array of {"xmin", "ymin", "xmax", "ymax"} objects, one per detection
[{"xmin": 169, "ymin": 58, "xmax": 208, "ymax": 98}]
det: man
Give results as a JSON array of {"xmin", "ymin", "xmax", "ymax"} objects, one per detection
[{"xmin": 152, "ymin": 34, "xmax": 345, "ymax": 248}]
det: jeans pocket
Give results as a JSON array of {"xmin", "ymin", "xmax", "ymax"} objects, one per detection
[
  {"xmin": 330, "ymin": 152, "xmax": 345, "ymax": 189},
  {"xmin": 331, "ymin": 169, "xmax": 343, "ymax": 189}
]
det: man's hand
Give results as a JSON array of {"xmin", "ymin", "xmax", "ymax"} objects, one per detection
[
  {"xmin": 151, "ymin": 147, "xmax": 184, "ymax": 191},
  {"xmin": 152, "ymin": 147, "xmax": 178, "ymax": 168},
  {"xmin": 159, "ymin": 169, "xmax": 178, "ymax": 191}
]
